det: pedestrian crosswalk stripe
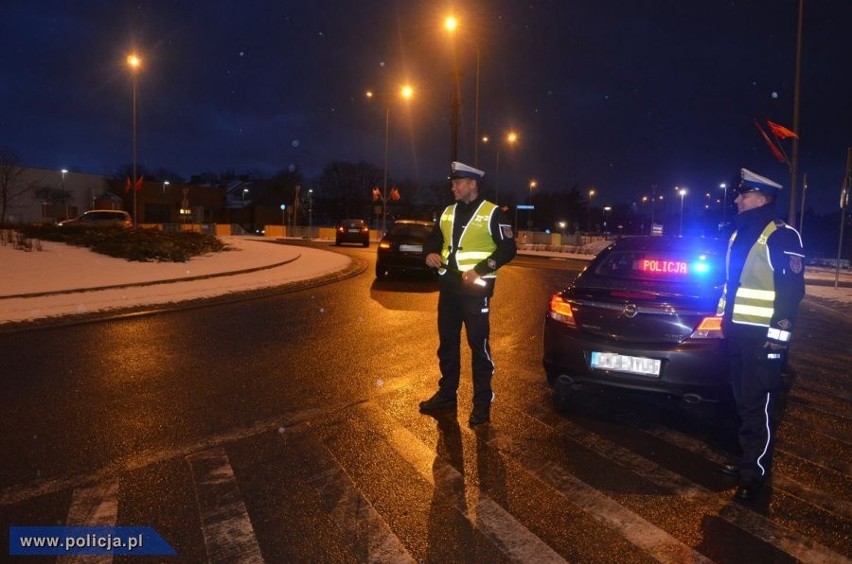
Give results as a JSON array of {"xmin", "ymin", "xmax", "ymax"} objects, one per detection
[
  {"xmin": 58, "ymin": 478, "xmax": 119, "ymax": 564},
  {"xmin": 187, "ymin": 447, "xmax": 264, "ymax": 564},
  {"xmin": 285, "ymin": 431, "xmax": 416, "ymax": 563},
  {"xmin": 359, "ymin": 404, "xmax": 567, "ymax": 563}
]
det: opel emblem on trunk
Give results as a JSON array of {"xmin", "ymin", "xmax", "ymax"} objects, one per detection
[{"xmin": 623, "ymin": 304, "xmax": 638, "ymax": 318}]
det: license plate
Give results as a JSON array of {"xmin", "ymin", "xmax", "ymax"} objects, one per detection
[
  {"xmin": 590, "ymin": 351, "xmax": 661, "ymax": 377},
  {"xmin": 347, "ymin": 229, "xmax": 360, "ymax": 233},
  {"xmin": 399, "ymin": 244, "xmax": 422, "ymax": 252}
]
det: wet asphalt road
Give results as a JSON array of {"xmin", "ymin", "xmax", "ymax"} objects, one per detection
[{"xmin": 0, "ymin": 241, "xmax": 849, "ymax": 562}]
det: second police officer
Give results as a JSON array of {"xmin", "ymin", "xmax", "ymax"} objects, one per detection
[{"xmin": 717, "ymin": 168, "xmax": 806, "ymax": 501}]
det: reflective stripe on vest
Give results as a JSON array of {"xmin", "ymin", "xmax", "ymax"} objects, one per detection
[
  {"xmin": 439, "ymin": 201, "xmax": 498, "ymax": 277},
  {"xmin": 723, "ymin": 222, "xmax": 778, "ymax": 327}
]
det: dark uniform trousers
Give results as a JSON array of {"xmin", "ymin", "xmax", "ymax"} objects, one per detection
[
  {"xmin": 728, "ymin": 334, "xmax": 784, "ymax": 484},
  {"xmin": 436, "ymin": 291, "xmax": 494, "ymax": 407}
]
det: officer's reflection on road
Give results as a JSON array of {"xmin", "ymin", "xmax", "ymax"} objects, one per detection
[{"xmin": 425, "ymin": 414, "xmax": 509, "ymax": 562}]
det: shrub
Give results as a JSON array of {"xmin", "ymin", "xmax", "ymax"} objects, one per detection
[{"xmin": 18, "ymin": 225, "xmax": 229, "ymax": 262}]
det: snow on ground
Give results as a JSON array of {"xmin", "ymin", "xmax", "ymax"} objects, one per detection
[{"xmin": 0, "ymin": 236, "xmax": 350, "ymax": 325}]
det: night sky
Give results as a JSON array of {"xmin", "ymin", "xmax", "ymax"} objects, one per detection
[{"xmin": 2, "ymin": 1, "xmax": 850, "ymax": 213}]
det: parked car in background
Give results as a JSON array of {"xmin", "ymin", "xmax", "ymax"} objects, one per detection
[
  {"xmin": 335, "ymin": 219, "xmax": 370, "ymax": 247},
  {"xmin": 58, "ymin": 210, "xmax": 133, "ymax": 228},
  {"xmin": 543, "ymin": 235, "xmax": 729, "ymax": 409},
  {"xmin": 375, "ymin": 219, "xmax": 436, "ymax": 279}
]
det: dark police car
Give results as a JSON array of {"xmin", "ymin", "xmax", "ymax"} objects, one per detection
[
  {"xmin": 543, "ymin": 235, "xmax": 729, "ymax": 408},
  {"xmin": 375, "ymin": 219, "xmax": 436, "ymax": 279}
]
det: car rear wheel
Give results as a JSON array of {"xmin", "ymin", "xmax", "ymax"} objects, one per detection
[{"xmin": 375, "ymin": 262, "xmax": 388, "ymax": 279}]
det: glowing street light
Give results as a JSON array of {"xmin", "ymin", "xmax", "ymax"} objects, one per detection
[
  {"xmin": 720, "ymin": 182, "xmax": 728, "ymax": 229},
  {"xmin": 678, "ymin": 187, "xmax": 687, "ymax": 236},
  {"xmin": 127, "ymin": 53, "xmax": 142, "ymax": 228}
]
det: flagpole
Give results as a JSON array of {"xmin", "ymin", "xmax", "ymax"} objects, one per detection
[
  {"xmin": 798, "ymin": 172, "xmax": 807, "ymax": 234},
  {"xmin": 788, "ymin": 0, "xmax": 804, "ymax": 226}
]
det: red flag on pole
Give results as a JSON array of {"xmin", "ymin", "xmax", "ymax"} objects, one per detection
[
  {"xmin": 390, "ymin": 187, "xmax": 400, "ymax": 201},
  {"xmin": 372, "ymin": 187, "xmax": 381, "ymax": 201},
  {"xmin": 766, "ymin": 119, "xmax": 799, "ymax": 140},
  {"xmin": 754, "ymin": 119, "xmax": 787, "ymax": 164},
  {"xmin": 135, "ymin": 176, "xmax": 144, "ymax": 191},
  {"xmin": 124, "ymin": 177, "xmax": 131, "ymax": 193}
]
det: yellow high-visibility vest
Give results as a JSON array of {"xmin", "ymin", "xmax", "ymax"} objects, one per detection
[
  {"xmin": 439, "ymin": 201, "xmax": 498, "ymax": 278},
  {"xmin": 717, "ymin": 221, "xmax": 777, "ymax": 327}
]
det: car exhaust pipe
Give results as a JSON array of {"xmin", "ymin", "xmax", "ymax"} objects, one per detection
[
  {"xmin": 557, "ymin": 375, "xmax": 575, "ymax": 386},
  {"xmin": 682, "ymin": 393, "xmax": 703, "ymax": 404}
]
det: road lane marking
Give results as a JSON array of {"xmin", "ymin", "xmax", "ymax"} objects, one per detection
[
  {"xmin": 187, "ymin": 447, "xmax": 264, "ymax": 564},
  {"xmin": 58, "ymin": 478, "xmax": 119, "ymax": 564},
  {"xmin": 358, "ymin": 404, "xmax": 567, "ymax": 563},
  {"xmin": 284, "ymin": 432, "xmax": 416, "ymax": 563}
]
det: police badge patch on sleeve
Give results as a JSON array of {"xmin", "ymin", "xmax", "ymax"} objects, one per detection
[
  {"xmin": 789, "ymin": 255, "xmax": 803, "ymax": 274},
  {"xmin": 499, "ymin": 224, "xmax": 514, "ymax": 239}
]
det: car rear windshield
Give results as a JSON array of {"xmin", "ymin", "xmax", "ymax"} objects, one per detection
[
  {"xmin": 592, "ymin": 250, "xmax": 725, "ymax": 287},
  {"xmin": 390, "ymin": 224, "xmax": 432, "ymax": 238}
]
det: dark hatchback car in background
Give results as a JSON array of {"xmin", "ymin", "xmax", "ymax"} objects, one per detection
[
  {"xmin": 543, "ymin": 235, "xmax": 729, "ymax": 408},
  {"xmin": 375, "ymin": 219, "xmax": 436, "ymax": 279},
  {"xmin": 58, "ymin": 210, "xmax": 133, "ymax": 228},
  {"xmin": 335, "ymin": 219, "xmax": 370, "ymax": 247}
]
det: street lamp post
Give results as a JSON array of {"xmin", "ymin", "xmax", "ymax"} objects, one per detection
[
  {"xmin": 603, "ymin": 206, "xmax": 612, "ymax": 238},
  {"xmin": 127, "ymin": 53, "xmax": 141, "ymax": 228},
  {"xmin": 587, "ymin": 188, "xmax": 595, "ymax": 233},
  {"xmin": 161, "ymin": 180, "xmax": 170, "ymax": 223},
  {"xmin": 370, "ymin": 85, "xmax": 413, "ymax": 235},
  {"xmin": 678, "ymin": 187, "xmax": 687, "ymax": 236},
  {"xmin": 444, "ymin": 15, "xmax": 482, "ymax": 167},
  {"xmin": 444, "ymin": 16, "xmax": 461, "ymax": 162},
  {"xmin": 719, "ymin": 182, "xmax": 727, "ymax": 230},
  {"xmin": 308, "ymin": 189, "xmax": 314, "ymax": 235},
  {"xmin": 528, "ymin": 180, "xmax": 537, "ymax": 229},
  {"xmin": 242, "ymin": 188, "xmax": 249, "ymax": 231},
  {"xmin": 61, "ymin": 169, "xmax": 68, "ymax": 219},
  {"xmin": 494, "ymin": 131, "xmax": 518, "ymax": 203}
]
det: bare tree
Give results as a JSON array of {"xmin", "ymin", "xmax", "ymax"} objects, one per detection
[{"xmin": 0, "ymin": 147, "xmax": 28, "ymax": 225}]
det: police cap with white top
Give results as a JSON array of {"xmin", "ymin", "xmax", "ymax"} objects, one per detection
[
  {"xmin": 738, "ymin": 168, "xmax": 783, "ymax": 195},
  {"xmin": 449, "ymin": 161, "xmax": 485, "ymax": 180}
]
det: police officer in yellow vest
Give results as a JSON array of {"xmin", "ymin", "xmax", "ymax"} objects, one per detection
[
  {"xmin": 717, "ymin": 168, "xmax": 805, "ymax": 501},
  {"xmin": 419, "ymin": 161, "xmax": 517, "ymax": 426}
]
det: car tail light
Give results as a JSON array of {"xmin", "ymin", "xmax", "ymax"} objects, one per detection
[
  {"xmin": 689, "ymin": 315, "xmax": 723, "ymax": 339},
  {"xmin": 360, "ymin": 226, "xmax": 369, "ymax": 232},
  {"xmin": 548, "ymin": 294, "xmax": 576, "ymax": 327},
  {"xmin": 378, "ymin": 241, "xmax": 391, "ymax": 250}
]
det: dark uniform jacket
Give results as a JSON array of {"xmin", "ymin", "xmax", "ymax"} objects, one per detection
[
  {"xmin": 425, "ymin": 195, "xmax": 517, "ymax": 297},
  {"xmin": 722, "ymin": 203, "xmax": 805, "ymax": 340}
]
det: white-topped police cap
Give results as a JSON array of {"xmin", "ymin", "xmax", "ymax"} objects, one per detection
[
  {"xmin": 449, "ymin": 161, "xmax": 485, "ymax": 180},
  {"xmin": 739, "ymin": 168, "xmax": 782, "ymax": 195}
]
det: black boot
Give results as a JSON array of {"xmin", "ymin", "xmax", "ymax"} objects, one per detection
[
  {"xmin": 468, "ymin": 403, "xmax": 490, "ymax": 426},
  {"xmin": 419, "ymin": 391, "xmax": 457, "ymax": 412}
]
